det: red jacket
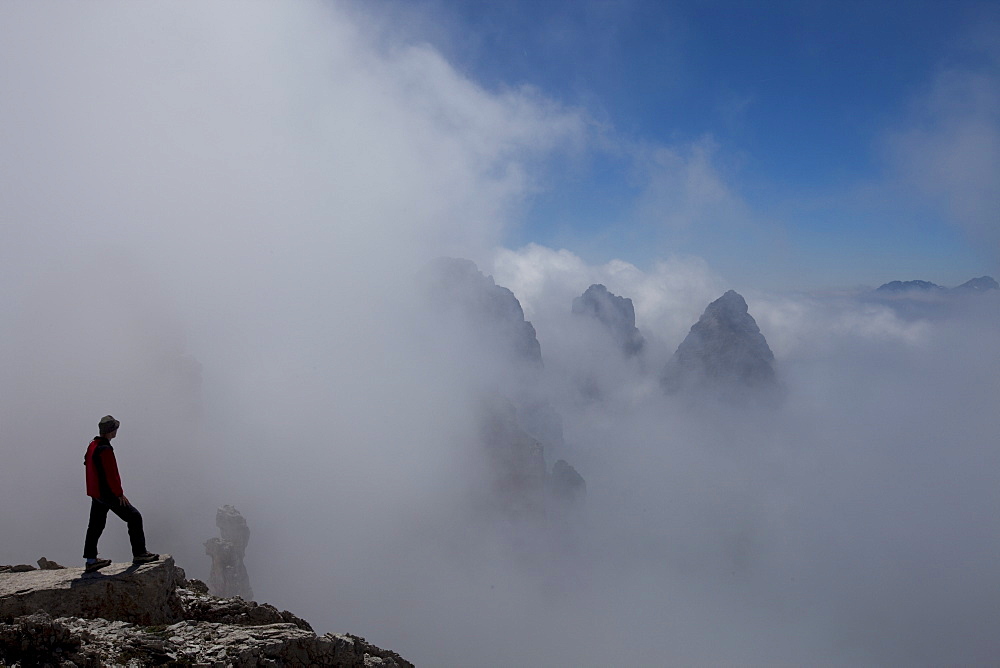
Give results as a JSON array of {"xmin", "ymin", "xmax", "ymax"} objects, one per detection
[{"xmin": 85, "ymin": 437, "xmax": 124, "ymax": 499}]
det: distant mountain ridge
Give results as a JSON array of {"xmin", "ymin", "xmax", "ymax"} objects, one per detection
[{"xmin": 875, "ymin": 276, "xmax": 998, "ymax": 294}]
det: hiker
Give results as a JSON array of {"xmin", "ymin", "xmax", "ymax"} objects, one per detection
[{"xmin": 83, "ymin": 415, "xmax": 158, "ymax": 573}]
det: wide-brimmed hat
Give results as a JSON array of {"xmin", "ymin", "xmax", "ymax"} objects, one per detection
[{"xmin": 98, "ymin": 415, "xmax": 120, "ymax": 434}]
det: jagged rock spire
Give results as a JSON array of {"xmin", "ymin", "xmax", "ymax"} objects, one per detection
[
  {"xmin": 662, "ymin": 290, "xmax": 776, "ymax": 396},
  {"xmin": 204, "ymin": 505, "xmax": 253, "ymax": 601},
  {"xmin": 420, "ymin": 257, "xmax": 542, "ymax": 366},
  {"xmin": 572, "ymin": 284, "xmax": 645, "ymax": 356}
]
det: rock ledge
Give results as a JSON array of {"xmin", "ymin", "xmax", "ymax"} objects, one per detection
[{"xmin": 0, "ymin": 556, "xmax": 413, "ymax": 667}]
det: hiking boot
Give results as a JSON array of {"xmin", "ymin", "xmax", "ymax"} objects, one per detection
[
  {"xmin": 132, "ymin": 552, "xmax": 159, "ymax": 564},
  {"xmin": 84, "ymin": 558, "xmax": 112, "ymax": 573}
]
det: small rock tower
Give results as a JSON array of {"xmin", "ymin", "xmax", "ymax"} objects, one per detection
[{"xmin": 204, "ymin": 505, "xmax": 253, "ymax": 600}]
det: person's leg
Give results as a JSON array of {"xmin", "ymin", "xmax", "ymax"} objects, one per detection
[
  {"xmin": 107, "ymin": 500, "xmax": 148, "ymax": 557},
  {"xmin": 83, "ymin": 498, "xmax": 110, "ymax": 559}
]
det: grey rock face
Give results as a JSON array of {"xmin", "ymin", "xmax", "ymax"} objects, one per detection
[
  {"xmin": 0, "ymin": 564, "xmax": 35, "ymax": 573},
  {"xmin": 205, "ymin": 504, "xmax": 254, "ymax": 600},
  {"xmin": 0, "ymin": 611, "xmax": 413, "ymax": 667},
  {"xmin": 572, "ymin": 284, "xmax": 645, "ymax": 356},
  {"xmin": 0, "ymin": 556, "xmax": 413, "ymax": 667},
  {"xmin": 421, "ymin": 257, "xmax": 542, "ymax": 366},
  {"xmin": 179, "ymin": 579, "xmax": 312, "ymax": 631},
  {"xmin": 0, "ymin": 555, "xmax": 184, "ymax": 625},
  {"xmin": 662, "ymin": 290, "xmax": 777, "ymax": 396},
  {"xmin": 478, "ymin": 394, "xmax": 548, "ymax": 520},
  {"xmin": 37, "ymin": 557, "xmax": 66, "ymax": 570}
]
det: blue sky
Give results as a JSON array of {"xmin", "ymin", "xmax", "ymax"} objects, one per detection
[{"xmin": 378, "ymin": 0, "xmax": 1000, "ymax": 289}]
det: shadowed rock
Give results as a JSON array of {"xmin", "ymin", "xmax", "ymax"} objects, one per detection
[
  {"xmin": 204, "ymin": 504, "xmax": 253, "ymax": 600},
  {"xmin": 572, "ymin": 284, "xmax": 645, "ymax": 356},
  {"xmin": 662, "ymin": 290, "xmax": 777, "ymax": 397}
]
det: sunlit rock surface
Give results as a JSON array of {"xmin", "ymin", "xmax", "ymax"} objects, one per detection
[
  {"xmin": 572, "ymin": 283, "xmax": 645, "ymax": 356},
  {"xmin": 0, "ymin": 555, "xmax": 184, "ymax": 625},
  {"xmin": 662, "ymin": 290, "xmax": 777, "ymax": 397},
  {"xmin": 205, "ymin": 504, "xmax": 254, "ymax": 600},
  {"xmin": 37, "ymin": 557, "xmax": 66, "ymax": 570},
  {"xmin": 0, "ymin": 555, "xmax": 413, "ymax": 667}
]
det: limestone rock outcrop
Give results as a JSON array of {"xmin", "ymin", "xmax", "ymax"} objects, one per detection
[
  {"xmin": 205, "ymin": 504, "xmax": 254, "ymax": 600},
  {"xmin": 662, "ymin": 290, "xmax": 777, "ymax": 397},
  {"xmin": 179, "ymin": 577, "xmax": 312, "ymax": 631},
  {"xmin": 0, "ymin": 555, "xmax": 185, "ymax": 625},
  {"xmin": 572, "ymin": 284, "xmax": 645, "ymax": 356},
  {"xmin": 37, "ymin": 557, "xmax": 66, "ymax": 570},
  {"xmin": 0, "ymin": 611, "xmax": 410, "ymax": 668},
  {"xmin": 0, "ymin": 555, "xmax": 413, "ymax": 667},
  {"xmin": 0, "ymin": 564, "xmax": 36, "ymax": 574}
]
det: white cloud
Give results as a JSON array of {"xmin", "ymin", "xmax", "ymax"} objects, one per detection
[
  {"xmin": 0, "ymin": 0, "xmax": 587, "ymax": 596},
  {"xmin": 885, "ymin": 32, "xmax": 1000, "ymax": 261},
  {"xmin": 631, "ymin": 135, "xmax": 749, "ymax": 234},
  {"xmin": 492, "ymin": 243, "xmax": 726, "ymax": 347},
  {"xmin": 0, "ymin": 2, "xmax": 586, "ymax": 289}
]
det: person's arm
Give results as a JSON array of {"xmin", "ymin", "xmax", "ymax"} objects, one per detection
[{"xmin": 98, "ymin": 447, "xmax": 125, "ymax": 500}]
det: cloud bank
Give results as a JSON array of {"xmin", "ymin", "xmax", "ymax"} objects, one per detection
[{"xmin": 885, "ymin": 22, "xmax": 1000, "ymax": 265}]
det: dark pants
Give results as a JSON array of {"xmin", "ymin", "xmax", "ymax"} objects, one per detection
[{"xmin": 83, "ymin": 497, "xmax": 147, "ymax": 559}]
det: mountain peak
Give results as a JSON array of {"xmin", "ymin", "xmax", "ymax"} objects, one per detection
[
  {"xmin": 421, "ymin": 257, "xmax": 542, "ymax": 366},
  {"xmin": 954, "ymin": 276, "xmax": 999, "ymax": 292},
  {"xmin": 662, "ymin": 290, "xmax": 777, "ymax": 398},
  {"xmin": 572, "ymin": 284, "xmax": 645, "ymax": 356}
]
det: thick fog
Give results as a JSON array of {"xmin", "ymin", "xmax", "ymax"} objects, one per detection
[{"xmin": 2, "ymin": 3, "xmax": 999, "ymax": 666}]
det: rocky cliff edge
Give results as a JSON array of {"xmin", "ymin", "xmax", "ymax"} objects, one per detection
[{"xmin": 0, "ymin": 555, "xmax": 413, "ymax": 667}]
